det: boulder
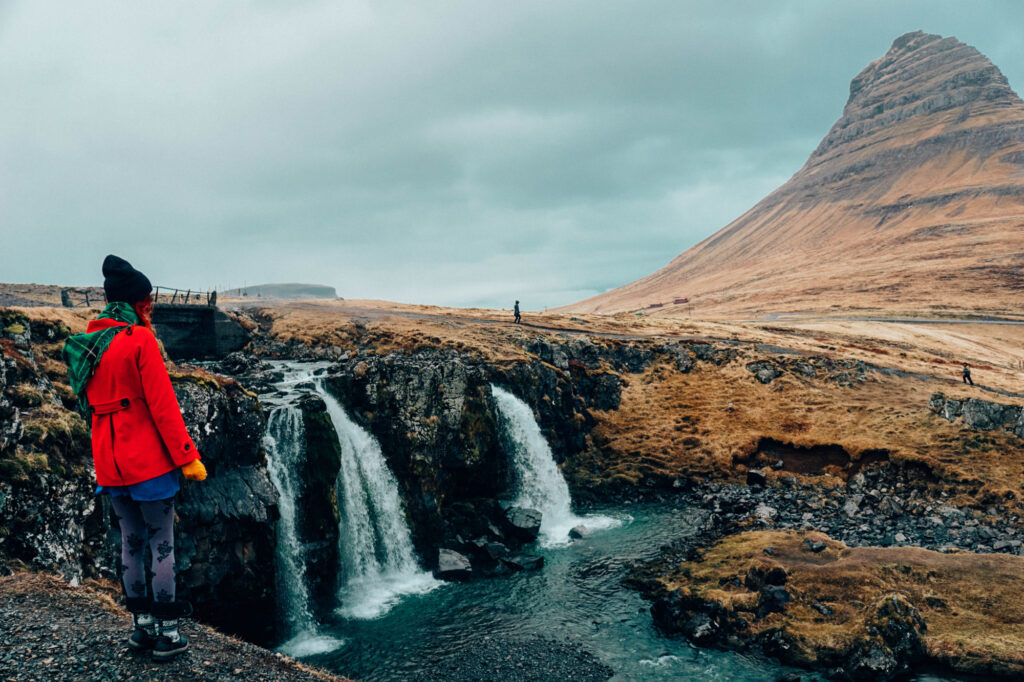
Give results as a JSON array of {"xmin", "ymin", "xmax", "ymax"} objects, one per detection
[
  {"xmin": 962, "ymin": 398, "xmax": 1019, "ymax": 431},
  {"xmin": 758, "ymin": 585, "xmax": 793, "ymax": 616},
  {"xmin": 436, "ymin": 548, "xmax": 472, "ymax": 581},
  {"xmin": 803, "ymin": 538, "xmax": 827, "ymax": 553},
  {"xmin": 483, "ymin": 541, "xmax": 510, "ymax": 561},
  {"xmin": 569, "ymin": 524, "xmax": 592, "ymax": 540},
  {"xmin": 754, "ymin": 503, "xmax": 778, "ymax": 523},
  {"xmin": 502, "ymin": 554, "xmax": 545, "ymax": 571},
  {"xmin": 504, "ymin": 507, "xmax": 542, "ymax": 543},
  {"xmin": 746, "ymin": 468, "xmax": 768, "ymax": 487},
  {"xmin": 747, "ymin": 361, "xmax": 782, "ymax": 384}
]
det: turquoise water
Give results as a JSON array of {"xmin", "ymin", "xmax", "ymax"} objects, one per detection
[{"xmin": 302, "ymin": 502, "xmax": 965, "ymax": 681}]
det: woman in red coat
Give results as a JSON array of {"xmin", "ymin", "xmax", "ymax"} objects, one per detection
[{"xmin": 64, "ymin": 255, "xmax": 207, "ymax": 661}]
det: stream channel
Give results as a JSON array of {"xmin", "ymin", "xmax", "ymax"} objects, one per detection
[{"xmin": 259, "ymin": 362, "xmax": 964, "ymax": 681}]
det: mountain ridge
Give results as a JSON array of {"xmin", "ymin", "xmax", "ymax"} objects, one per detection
[{"xmin": 564, "ymin": 31, "xmax": 1024, "ymax": 317}]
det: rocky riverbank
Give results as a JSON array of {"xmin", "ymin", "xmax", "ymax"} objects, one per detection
[{"xmin": 627, "ymin": 461, "xmax": 1024, "ymax": 680}]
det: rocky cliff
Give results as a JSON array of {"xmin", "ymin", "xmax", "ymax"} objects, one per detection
[
  {"xmin": 566, "ymin": 31, "xmax": 1024, "ymax": 317},
  {"xmin": 0, "ymin": 309, "xmax": 279, "ymax": 644},
  {"xmin": 320, "ymin": 339, "xmax": 628, "ymax": 563}
]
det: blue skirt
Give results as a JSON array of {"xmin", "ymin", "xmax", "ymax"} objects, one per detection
[{"xmin": 95, "ymin": 469, "xmax": 180, "ymax": 501}]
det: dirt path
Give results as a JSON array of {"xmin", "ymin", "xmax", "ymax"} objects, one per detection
[{"xmin": 0, "ymin": 573, "xmax": 346, "ymax": 682}]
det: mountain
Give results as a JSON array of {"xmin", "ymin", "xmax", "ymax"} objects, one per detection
[
  {"xmin": 566, "ymin": 31, "xmax": 1024, "ymax": 317},
  {"xmin": 227, "ymin": 283, "xmax": 338, "ymax": 300}
]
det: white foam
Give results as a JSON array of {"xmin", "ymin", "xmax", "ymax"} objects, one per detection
[
  {"xmin": 335, "ymin": 570, "xmax": 442, "ymax": 620},
  {"xmin": 277, "ymin": 631, "xmax": 345, "ymax": 657}
]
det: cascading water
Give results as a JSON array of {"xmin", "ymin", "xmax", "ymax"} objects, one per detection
[
  {"xmin": 490, "ymin": 384, "xmax": 620, "ymax": 547},
  {"xmin": 262, "ymin": 364, "xmax": 343, "ymax": 656},
  {"xmin": 315, "ymin": 382, "xmax": 440, "ymax": 620}
]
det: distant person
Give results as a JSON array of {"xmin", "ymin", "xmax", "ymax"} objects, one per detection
[
  {"xmin": 62, "ymin": 255, "xmax": 207, "ymax": 661},
  {"xmin": 514, "ymin": 300, "xmax": 521, "ymax": 324},
  {"xmin": 962, "ymin": 363, "xmax": 974, "ymax": 386}
]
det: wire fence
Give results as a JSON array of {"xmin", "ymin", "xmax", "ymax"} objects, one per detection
[{"xmin": 60, "ymin": 286, "xmax": 217, "ymax": 308}]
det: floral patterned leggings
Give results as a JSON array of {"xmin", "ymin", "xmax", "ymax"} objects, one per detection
[{"xmin": 109, "ymin": 496, "xmax": 176, "ymax": 605}]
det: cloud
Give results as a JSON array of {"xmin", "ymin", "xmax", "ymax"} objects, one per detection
[{"xmin": 1, "ymin": 0, "xmax": 1022, "ymax": 307}]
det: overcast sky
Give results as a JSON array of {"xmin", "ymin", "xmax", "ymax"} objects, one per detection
[{"xmin": 2, "ymin": 1, "xmax": 1022, "ymax": 309}]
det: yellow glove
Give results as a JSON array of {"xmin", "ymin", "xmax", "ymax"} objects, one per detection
[{"xmin": 181, "ymin": 459, "xmax": 207, "ymax": 481}]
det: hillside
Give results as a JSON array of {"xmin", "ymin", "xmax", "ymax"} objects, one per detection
[
  {"xmin": 566, "ymin": 31, "xmax": 1024, "ymax": 318},
  {"xmin": 226, "ymin": 283, "xmax": 338, "ymax": 300}
]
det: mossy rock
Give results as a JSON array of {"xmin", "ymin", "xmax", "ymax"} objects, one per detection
[
  {"xmin": 0, "ymin": 310, "xmax": 29, "ymax": 328},
  {"xmin": 11, "ymin": 383, "xmax": 46, "ymax": 408},
  {"xmin": 0, "ymin": 452, "xmax": 49, "ymax": 481},
  {"xmin": 20, "ymin": 410, "xmax": 89, "ymax": 464}
]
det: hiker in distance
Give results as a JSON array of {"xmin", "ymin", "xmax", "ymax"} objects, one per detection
[
  {"xmin": 63, "ymin": 255, "xmax": 207, "ymax": 661},
  {"xmin": 514, "ymin": 300, "xmax": 521, "ymax": 324},
  {"xmin": 962, "ymin": 362, "xmax": 974, "ymax": 385}
]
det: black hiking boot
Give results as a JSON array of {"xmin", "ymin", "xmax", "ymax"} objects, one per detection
[
  {"xmin": 151, "ymin": 600, "xmax": 192, "ymax": 661},
  {"xmin": 125, "ymin": 597, "xmax": 156, "ymax": 651}
]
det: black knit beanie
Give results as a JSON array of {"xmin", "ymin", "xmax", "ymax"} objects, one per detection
[{"xmin": 102, "ymin": 255, "xmax": 152, "ymax": 304}]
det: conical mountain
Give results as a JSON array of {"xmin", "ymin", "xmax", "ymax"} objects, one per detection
[{"xmin": 567, "ymin": 32, "xmax": 1024, "ymax": 317}]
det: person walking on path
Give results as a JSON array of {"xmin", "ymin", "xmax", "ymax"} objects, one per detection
[
  {"xmin": 962, "ymin": 362, "xmax": 974, "ymax": 386},
  {"xmin": 63, "ymin": 255, "xmax": 207, "ymax": 661},
  {"xmin": 514, "ymin": 300, "xmax": 521, "ymax": 324}
]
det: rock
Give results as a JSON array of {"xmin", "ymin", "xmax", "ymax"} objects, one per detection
[
  {"xmin": 758, "ymin": 585, "xmax": 793, "ymax": 615},
  {"xmin": 962, "ymin": 398, "xmax": 1018, "ymax": 431},
  {"xmin": 744, "ymin": 562, "xmax": 788, "ymax": 590},
  {"xmin": 843, "ymin": 497, "xmax": 861, "ymax": 518},
  {"xmin": 878, "ymin": 496, "xmax": 904, "ymax": 517},
  {"xmin": 667, "ymin": 345, "xmax": 695, "ymax": 373},
  {"xmin": 483, "ymin": 541, "xmax": 510, "ymax": 561},
  {"xmin": 502, "ymin": 554, "xmax": 544, "ymax": 571},
  {"xmin": 746, "ymin": 361, "xmax": 782, "ymax": 384},
  {"xmin": 504, "ymin": 507, "xmax": 542, "ymax": 543},
  {"xmin": 747, "ymin": 468, "xmax": 768, "ymax": 487},
  {"xmin": 754, "ymin": 503, "xmax": 778, "ymax": 523},
  {"xmin": 216, "ymin": 351, "xmax": 265, "ymax": 376},
  {"xmin": 683, "ymin": 613, "xmax": 719, "ymax": 646},
  {"xmin": 569, "ymin": 525, "xmax": 592, "ymax": 540},
  {"xmin": 845, "ymin": 643, "xmax": 900, "ymax": 680},
  {"xmin": 846, "ymin": 593, "xmax": 926, "ymax": 679},
  {"xmin": 436, "ymin": 548, "xmax": 472, "ymax": 580},
  {"xmin": 803, "ymin": 538, "xmax": 827, "ymax": 553},
  {"xmin": 812, "ymin": 602, "xmax": 834, "ymax": 617},
  {"xmin": 849, "ymin": 472, "xmax": 867, "ymax": 490}
]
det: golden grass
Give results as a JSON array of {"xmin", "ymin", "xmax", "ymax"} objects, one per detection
[
  {"xmin": 236, "ymin": 300, "xmax": 1024, "ymax": 504},
  {"xmin": 662, "ymin": 530, "xmax": 1024, "ymax": 675}
]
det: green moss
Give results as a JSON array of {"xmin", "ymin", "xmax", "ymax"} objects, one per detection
[
  {"xmin": 20, "ymin": 410, "xmax": 89, "ymax": 465},
  {"xmin": 0, "ymin": 458, "xmax": 27, "ymax": 481},
  {"xmin": 4, "ymin": 323, "xmax": 26, "ymax": 336},
  {"xmin": 11, "ymin": 383, "xmax": 45, "ymax": 408},
  {"xmin": 0, "ymin": 451, "xmax": 49, "ymax": 481},
  {"xmin": 0, "ymin": 310, "xmax": 29, "ymax": 328}
]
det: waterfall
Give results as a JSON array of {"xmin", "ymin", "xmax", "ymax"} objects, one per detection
[
  {"xmin": 316, "ymin": 382, "xmax": 440, "ymax": 620},
  {"xmin": 491, "ymin": 384, "xmax": 620, "ymax": 547},
  {"xmin": 263, "ymin": 366, "xmax": 344, "ymax": 657}
]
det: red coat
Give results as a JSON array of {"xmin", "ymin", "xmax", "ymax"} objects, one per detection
[{"xmin": 85, "ymin": 319, "xmax": 199, "ymax": 486}]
